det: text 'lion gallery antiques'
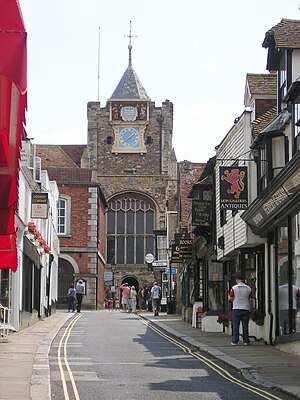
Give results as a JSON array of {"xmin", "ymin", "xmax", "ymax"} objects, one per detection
[{"xmin": 219, "ymin": 166, "xmax": 248, "ymax": 210}]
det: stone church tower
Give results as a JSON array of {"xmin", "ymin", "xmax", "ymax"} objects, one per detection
[{"xmin": 85, "ymin": 41, "xmax": 178, "ymax": 294}]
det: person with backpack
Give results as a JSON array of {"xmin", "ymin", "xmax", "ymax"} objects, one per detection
[
  {"xmin": 67, "ymin": 283, "xmax": 76, "ymax": 312},
  {"xmin": 151, "ymin": 281, "xmax": 161, "ymax": 317}
]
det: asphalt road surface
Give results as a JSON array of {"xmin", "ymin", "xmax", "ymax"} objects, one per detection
[{"xmin": 49, "ymin": 311, "xmax": 292, "ymax": 400}]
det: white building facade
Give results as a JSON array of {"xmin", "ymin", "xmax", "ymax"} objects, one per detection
[{"xmin": 2, "ymin": 141, "xmax": 60, "ymax": 331}]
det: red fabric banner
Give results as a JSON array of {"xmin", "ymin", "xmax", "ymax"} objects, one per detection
[{"xmin": 0, "ymin": 0, "xmax": 27, "ymax": 272}]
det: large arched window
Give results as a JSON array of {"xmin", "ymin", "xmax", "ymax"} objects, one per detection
[{"xmin": 107, "ymin": 194, "xmax": 155, "ymax": 265}]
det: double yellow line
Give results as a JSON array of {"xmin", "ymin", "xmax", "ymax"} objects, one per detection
[
  {"xmin": 57, "ymin": 314, "xmax": 82, "ymax": 400},
  {"xmin": 139, "ymin": 317, "xmax": 284, "ymax": 400}
]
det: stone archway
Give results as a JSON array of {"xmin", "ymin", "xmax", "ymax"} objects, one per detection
[
  {"xmin": 121, "ymin": 276, "xmax": 139, "ymax": 292},
  {"xmin": 120, "ymin": 276, "xmax": 140, "ymax": 308},
  {"xmin": 57, "ymin": 257, "xmax": 78, "ymax": 308}
]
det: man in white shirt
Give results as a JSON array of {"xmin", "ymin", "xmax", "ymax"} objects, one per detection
[
  {"xmin": 76, "ymin": 280, "xmax": 85, "ymax": 313},
  {"xmin": 228, "ymin": 274, "xmax": 252, "ymax": 346}
]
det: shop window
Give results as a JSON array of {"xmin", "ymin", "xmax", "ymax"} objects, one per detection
[
  {"xmin": 0, "ymin": 268, "xmax": 9, "ymax": 308},
  {"xmin": 22, "ymin": 256, "xmax": 33, "ymax": 313},
  {"xmin": 277, "ymin": 218, "xmax": 300, "ymax": 336},
  {"xmin": 207, "ymin": 262, "xmax": 223, "ymax": 312}
]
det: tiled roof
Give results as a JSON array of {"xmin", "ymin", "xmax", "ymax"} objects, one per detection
[
  {"xmin": 60, "ymin": 145, "xmax": 86, "ymax": 167},
  {"xmin": 252, "ymin": 106, "xmax": 277, "ymax": 136},
  {"xmin": 47, "ymin": 168, "xmax": 93, "ymax": 183},
  {"xmin": 36, "ymin": 145, "xmax": 86, "ymax": 168},
  {"xmin": 246, "ymin": 74, "xmax": 277, "ymax": 96},
  {"xmin": 263, "ymin": 18, "xmax": 300, "ymax": 49},
  {"xmin": 260, "ymin": 108, "xmax": 291, "ymax": 134},
  {"xmin": 110, "ymin": 65, "xmax": 150, "ymax": 100}
]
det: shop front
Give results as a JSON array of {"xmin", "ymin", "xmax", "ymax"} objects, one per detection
[{"xmin": 242, "ymin": 153, "xmax": 300, "ymax": 349}]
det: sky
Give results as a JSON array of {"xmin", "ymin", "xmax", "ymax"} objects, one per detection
[{"xmin": 19, "ymin": 0, "xmax": 300, "ymax": 163}]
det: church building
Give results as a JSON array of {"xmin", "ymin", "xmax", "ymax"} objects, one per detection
[{"xmin": 84, "ymin": 40, "xmax": 178, "ymax": 295}]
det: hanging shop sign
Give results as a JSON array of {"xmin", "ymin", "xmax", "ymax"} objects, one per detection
[
  {"xmin": 31, "ymin": 192, "xmax": 48, "ymax": 219},
  {"xmin": 171, "ymin": 244, "xmax": 182, "ymax": 264},
  {"xmin": 179, "ymin": 238, "xmax": 193, "ymax": 260},
  {"xmin": 219, "ymin": 166, "xmax": 248, "ymax": 210},
  {"xmin": 192, "ymin": 199, "xmax": 211, "ymax": 227}
]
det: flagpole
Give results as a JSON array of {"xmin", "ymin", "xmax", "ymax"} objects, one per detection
[{"xmin": 97, "ymin": 27, "xmax": 100, "ymax": 101}]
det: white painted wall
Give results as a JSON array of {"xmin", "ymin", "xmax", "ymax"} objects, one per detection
[
  {"xmin": 215, "ymin": 110, "xmax": 262, "ymax": 260},
  {"xmin": 292, "ymin": 49, "xmax": 300, "ymax": 82},
  {"xmin": 10, "ymin": 142, "xmax": 61, "ymax": 330}
]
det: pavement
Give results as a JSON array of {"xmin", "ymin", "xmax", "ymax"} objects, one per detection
[{"xmin": 0, "ymin": 310, "xmax": 300, "ymax": 399}]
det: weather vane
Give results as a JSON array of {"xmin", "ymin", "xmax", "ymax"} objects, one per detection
[
  {"xmin": 124, "ymin": 21, "xmax": 138, "ymax": 66},
  {"xmin": 125, "ymin": 20, "xmax": 138, "ymax": 46}
]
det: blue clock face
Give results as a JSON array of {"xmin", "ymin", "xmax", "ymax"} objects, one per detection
[{"xmin": 119, "ymin": 127, "xmax": 140, "ymax": 148}]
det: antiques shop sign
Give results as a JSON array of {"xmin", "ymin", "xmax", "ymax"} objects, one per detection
[{"xmin": 219, "ymin": 166, "xmax": 248, "ymax": 210}]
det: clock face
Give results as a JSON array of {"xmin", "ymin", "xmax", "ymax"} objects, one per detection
[{"xmin": 119, "ymin": 127, "xmax": 140, "ymax": 148}]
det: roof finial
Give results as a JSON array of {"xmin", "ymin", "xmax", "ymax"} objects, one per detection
[
  {"xmin": 128, "ymin": 20, "xmax": 133, "ymax": 67},
  {"xmin": 126, "ymin": 20, "xmax": 137, "ymax": 67}
]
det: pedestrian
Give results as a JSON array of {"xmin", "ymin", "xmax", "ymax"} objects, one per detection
[
  {"xmin": 146, "ymin": 287, "xmax": 152, "ymax": 312},
  {"xmin": 108, "ymin": 298, "xmax": 114, "ymax": 310},
  {"xmin": 130, "ymin": 286, "xmax": 137, "ymax": 313},
  {"xmin": 120, "ymin": 282, "xmax": 131, "ymax": 312},
  {"xmin": 67, "ymin": 283, "xmax": 76, "ymax": 312},
  {"xmin": 138, "ymin": 287, "xmax": 146, "ymax": 310},
  {"xmin": 76, "ymin": 279, "xmax": 85, "ymax": 313},
  {"xmin": 151, "ymin": 281, "xmax": 162, "ymax": 317},
  {"xmin": 228, "ymin": 273, "xmax": 252, "ymax": 346}
]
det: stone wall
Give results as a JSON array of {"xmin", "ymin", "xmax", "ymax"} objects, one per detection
[{"xmin": 86, "ymin": 98, "xmax": 178, "ymax": 287}]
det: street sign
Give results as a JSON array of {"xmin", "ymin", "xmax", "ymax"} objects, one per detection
[
  {"xmin": 152, "ymin": 260, "xmax": 167, "ymax": 267},
  {"xmin": 145, "ymin": 253, "xmax": 155, "ymax": 264},
  {"xmin": 104, "ymin": 271, "xmax": 113, "ymax": 281},
  {"xmin": 165, "ymin": 268, "xmax": 177, "ymax": 274}
]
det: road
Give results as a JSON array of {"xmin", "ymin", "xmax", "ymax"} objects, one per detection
[{"xmin": 49, "ymin": 311, "xmax": 292, "ymax": 400}]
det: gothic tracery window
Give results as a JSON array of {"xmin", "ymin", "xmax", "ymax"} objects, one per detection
[{"xmin": 107, "ymin": 194, "xmax": 155, "ymax": 265}]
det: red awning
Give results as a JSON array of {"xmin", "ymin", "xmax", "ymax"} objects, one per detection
[
  {"xmin": 0, "ymin": 0, "xmax": 27, "ymax": 272},
  {"xmin": 0, "ymin": 233, "xmax": 17, "ymax": 272},
  {"xmin": 0, "ymin": 0, "xmax": 27, "ymax": 95}
]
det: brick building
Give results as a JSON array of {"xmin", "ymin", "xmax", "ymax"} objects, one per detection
[{"xmin": 36, "ymin": 145, "xmax": 107, "ymax": 309}]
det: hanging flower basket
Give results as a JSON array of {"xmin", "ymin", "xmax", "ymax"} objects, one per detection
[
  {"xmin": 26, "ymin": 222, "xmax": 51, "ymax": 254},
  {"xmin": 217, "ymin": 312, "xmax": 232, "ymax": 327},
  {"xmin": 250, "ymin": 309, "xmax": 265, "ymax": 326}
]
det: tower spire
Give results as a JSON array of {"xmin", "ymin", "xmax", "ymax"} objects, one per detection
[
  {"xmin": 128, "ymin": 20, "xmax": 133, "ymax": 67},
  {"xmin": 126, "ymin": 20, "xmax": 137, "ymax": 67}
]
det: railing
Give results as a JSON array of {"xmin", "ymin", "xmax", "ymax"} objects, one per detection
[{"xmin": 0, "ymin": 303, "xmax": 11, "ymax": 342}]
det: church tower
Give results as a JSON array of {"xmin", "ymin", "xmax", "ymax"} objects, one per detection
[{"xmin": 86, "ymin": 33, "xmax": 177, "ymax": 292}]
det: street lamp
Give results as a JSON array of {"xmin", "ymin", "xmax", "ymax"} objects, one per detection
[
  {"xmin": 167, "ymin": 246, "xmax": 175, "ymax": 314},
  {"xmin": 111, "ymin": 263, "xmax": 116, "ymax": 305}
]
